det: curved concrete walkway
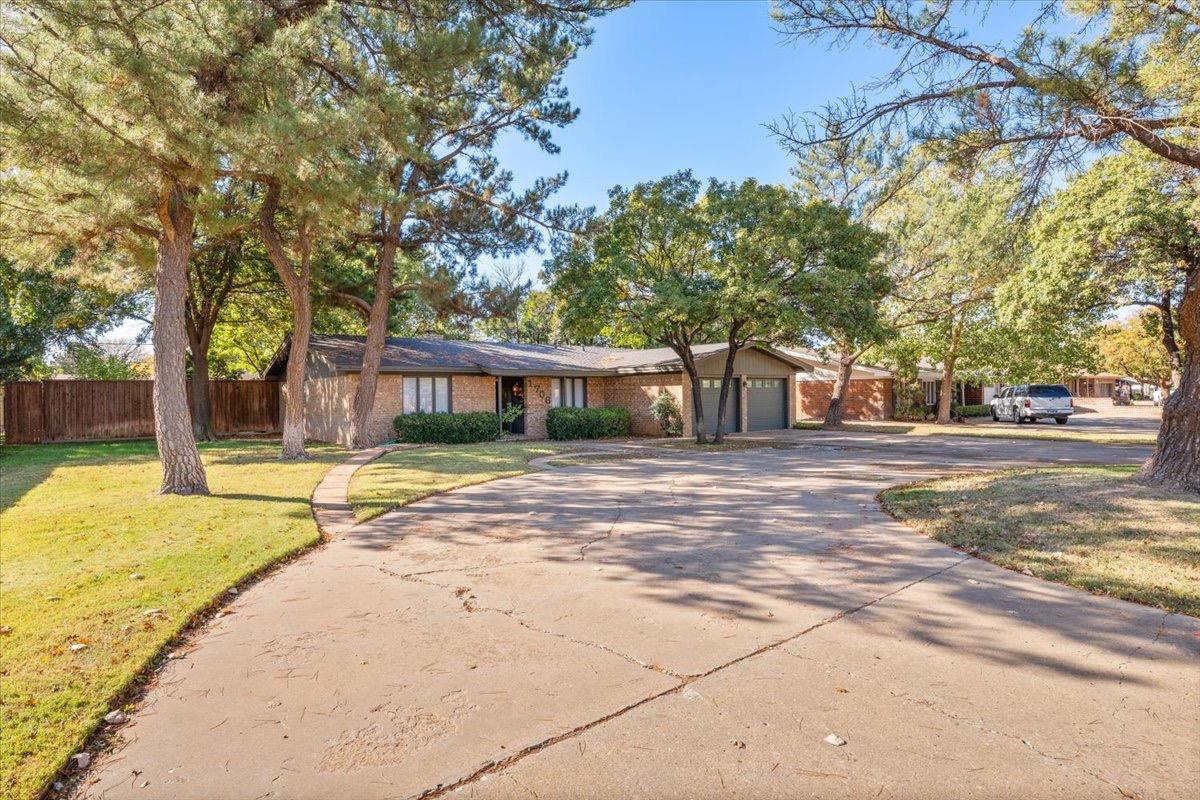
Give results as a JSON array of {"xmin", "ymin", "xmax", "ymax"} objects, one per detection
[{"xmin": 77, "ymin": 436, "xmax": 1199, "ymax": 800}]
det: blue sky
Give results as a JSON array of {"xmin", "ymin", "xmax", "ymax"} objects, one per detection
[
  {"xmin": 487, "ymin": 0, "xmax": 897, "ymax": 279},
  {"xmin": 487, "ymin": 0, "xmax": 1045, "ymax": 282}
]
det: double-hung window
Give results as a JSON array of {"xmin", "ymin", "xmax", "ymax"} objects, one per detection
[
  {"xmin": 403, "ymin": 376, "xmax": 450, "ymax": 413},
  {"xmin": 551, "ymin": 377, "xmax": 587, "ymax": 408}
]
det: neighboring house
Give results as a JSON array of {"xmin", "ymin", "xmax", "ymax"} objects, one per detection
[
  {"xmin": 268, "ymin": 335, "xmax": 810, "ymax": 446},
  {"xmin": 916, "ymin": 363, "xmax": 992, "ymax": 406},
  {"xmin": 781, "ymin": 348, "xmax": 895, "ymax": 421},
  {"xmin": 1066, "ymin": 372, "xmax": 1137, "ymax": 399}
]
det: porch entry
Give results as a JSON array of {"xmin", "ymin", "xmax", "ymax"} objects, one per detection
[{"xmin": 499, "ymin": 376, "xmax": 526, "ymax": 435}]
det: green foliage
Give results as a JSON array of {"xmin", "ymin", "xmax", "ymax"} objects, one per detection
[
  {"xmin": 706, "ymin": 179, "xmax": 889, "ymax": 348},
  {"xmin": 478, "ymin": 288, "xmax": 572, "ymax": 344},
  {"xmin": 55, "ymin": 342, "xmax": 151, "ymax": 380},
  {"xmin": 393, "ymin": 411, "xmax": 501, "ymax": 444},
  {"xmin": 550, "ymin": 171, "xmax": 720, "ymax": 349},
  {"xmin": 546, "ymin": 407, "xmax": 631, "ymax": 440},
  {"xmin": 0, "ymin": 255, "xmax": 146, "ymax": 383},
  {"xmin": 500, "ymin": 403, "xmax": 525, "ymax": 430},
  {"xmin": 650, "ymin": 391, "xmax": 684, "ymax": 436},
  {"xmin": 1014, "ymin": 145, "xmax": 1196, "ymax": 331},
  {"xmin": 952, "ymin": 404, "xmax": 991, "ymax": 418},
  {"xmin": 873, "ymin": 161, "xmax": 1036, "ymax": 407}
]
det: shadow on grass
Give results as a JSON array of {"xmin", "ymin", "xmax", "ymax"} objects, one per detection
[
  {"xmin": 0, "ymin": 438, "xmax": 342, "ymax": 514},
  {"xmin": 882, "ymin": 465, "xmax": 1200, "ymax": 616}
]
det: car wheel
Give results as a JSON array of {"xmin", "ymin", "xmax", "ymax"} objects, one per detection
[
  {"xmin": 1011, "ymin": 406, "xmax": 1021, "ymax": 424},
  {"xmin": 991, "ymin": 407, "xmax": 999, "ymax": 421},
  {"xmin": 1055, "ymin": 417, "xmax": 1068, "ymax": 425}
]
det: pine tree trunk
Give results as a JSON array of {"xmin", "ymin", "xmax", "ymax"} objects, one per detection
[
  {"xmin": 348, "ymin": 231, "xmax": 398, "ymax": 449},
  {"xmin": 281, "ymin": 288, "xmax": 311, "ymax": 459},
  {"xmin": 153, "ymin": 185, "xmax": 209, "ymax": 495},
  {"xmin": 823, "ymin": 352, "xmax": 856, "ymax": 429},
  {"xmin": 189, "ymin": 325, "xmax": 215, "ymax": 441},
  {"xmin": 1137, "ymin": 267, "xmax": 1199, "ymax": 492}
]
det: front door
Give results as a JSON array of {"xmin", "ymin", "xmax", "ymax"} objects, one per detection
[{"xmin": 499, "ymin": 376, "xmax": 526, "ymax": 434}]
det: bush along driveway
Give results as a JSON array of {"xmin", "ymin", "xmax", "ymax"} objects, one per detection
[
  {"xmin": 0, "ymin": 440, "xmax": 342, "ymax": 800},
  {"xmin": 72, "ymin": 437, "xmax": 1199, "ymax": 800}
]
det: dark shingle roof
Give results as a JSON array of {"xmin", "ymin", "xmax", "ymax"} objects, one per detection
[{"xmin": 291, "ymin": 335, "xmax": 805, "ymax": 376}]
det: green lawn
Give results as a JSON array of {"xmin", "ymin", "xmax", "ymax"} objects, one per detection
[
  {"xmin": 881, "ymin": 466, "xmax": 1200, "ymax": 616},
  {"xmin": 792, "ymin": 419, "xmax": 1157, "ymax": 445},
  {"xmin": 0, "ymin": 440, "xmax": 342, "ymax": 800},
  {"xmin": 348, "ymin": 442, "xmax": 571, "ymax": 522}
]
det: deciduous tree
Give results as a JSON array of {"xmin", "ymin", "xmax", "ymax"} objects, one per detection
[
  {"xmin": 1097, "ymin": 311, "xmax": 1176, "ymax": 391},
  {"xmin": 1015, "ymin": 146, "xmax": 1199, "ymax": 489},
  {"xmin": 550, "ymin": 171, "xmax": 721, "ymax": 443},
  {"xmin": 705, "ymin": 180, "xmax": 887, "ymax": 439},
  {"xmin": 0, "ymin": 254, "xmax": 145, "ymax": 383}
]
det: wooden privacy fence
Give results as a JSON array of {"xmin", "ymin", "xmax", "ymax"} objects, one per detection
[{"xmin": 2, "ymin": 379, "xmax": 281, "ymax": 444}]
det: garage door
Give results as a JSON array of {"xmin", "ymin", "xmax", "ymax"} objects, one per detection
[
  {"xmin": 699, "ymin": 378, "xmax": 740, "ymax": 436},
  {"xmin": 746, "ymin": 378, "xmax": 788, "ymax": 430}
]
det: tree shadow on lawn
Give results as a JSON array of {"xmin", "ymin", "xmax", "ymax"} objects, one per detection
[
  {"xmin": 882, "ymin": 465, "xmax": 1200, "ymax": 616},
  {"xmin": 0, "ymin": 439, "xmax": 341, "ymax": 513},
  {"xmin": 344, "ymin": 447, "xmax": 1200, "ymax": 686}
]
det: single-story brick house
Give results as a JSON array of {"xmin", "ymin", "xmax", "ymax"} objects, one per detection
[
  {"xmin": 783, "ymin": 348, "xmax": 895, "ymax": 421},
  {"xmin": 269, "ymin": 335, "xmax": 813, "ymax": 445}
]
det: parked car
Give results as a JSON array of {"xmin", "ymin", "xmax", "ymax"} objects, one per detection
[{"xmin": 990, "ymin": 384, "xmax": 1074, "ymax": 424}]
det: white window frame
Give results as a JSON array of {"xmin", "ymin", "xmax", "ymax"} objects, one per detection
[
  {"xmin": 921, "ymin": 380, "xmax": 939, "ymax": 406},
  {"xmin": 403, "ymin": 376, "xmax": 451, "ymax": 413},
  {"xmin": 552, "ymin": 377, "xmax": 587, "ymax": 408}
]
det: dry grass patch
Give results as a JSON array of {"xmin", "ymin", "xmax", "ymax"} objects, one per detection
[{"xmin": 881, "ymin": 465, "xmax": 1200, "ymax": 616}]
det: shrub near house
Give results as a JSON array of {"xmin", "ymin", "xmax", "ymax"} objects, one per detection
[
  {"xmin": 546, "ymin": 407, "xmax": 631, "ymax": 440},
  {"xmin": 394, "ymin": 412, "xmax": 501, "ymax": 444}
]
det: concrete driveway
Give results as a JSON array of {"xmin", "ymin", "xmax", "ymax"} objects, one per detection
[
  {"xmin": 78, "ymin": 436, "xmax": 1199, "ymax": 800},
  {"xmin": 968, "ymin": 403, "xmax": 1163, "ymax": 435}
]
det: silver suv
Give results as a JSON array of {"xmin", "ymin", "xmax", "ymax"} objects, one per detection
[{"xmin": 990, "ymin": 384, "xmax": 1074, "ymax": 425}]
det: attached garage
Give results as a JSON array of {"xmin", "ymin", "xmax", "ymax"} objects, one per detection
[
  {"xmin": 746, "ymin": 378, "xmax": 788, "ymax": 430},
  {"xmin": 699, "ymin": 377, "xmax": 740, "ymax": 436}
]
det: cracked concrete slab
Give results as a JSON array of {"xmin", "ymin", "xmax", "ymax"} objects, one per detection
[
  {"xmin": 76, "ymin": 538, "xmax": 674, "ymax": 800},
  {"xmin": 466, "ymin": 647, "xmax": 1121, "ymax": 800},
  {"xmin": 76, "ymin": 433, "xmax": 1197, "ymax": 800}
]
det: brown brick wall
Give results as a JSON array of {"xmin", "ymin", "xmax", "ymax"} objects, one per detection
[
  {"xmin": 795, "ymin": 378, "xmax": 893, "ymax": 421},
  {"xmin": 589, "ymin": 374, "xmax": 685, "ymax": 436},
  {"xmin": 295, "ymin": 373, "xmax": 403, "ymax": 446},
  {"xmin": 452, "ymin": 375, "xmax": 496, "ymax": 412},
  {"xmin": 522, "ymin": 376, "xmax": 553, "ymax": 438}
]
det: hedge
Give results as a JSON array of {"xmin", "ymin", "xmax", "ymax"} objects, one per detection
[
  {"xmin": 393, "ymin": 411, "xmax": 501, "ymax": 444},
  {"xmin": 953, "ymin": 404, "xmax": 992, "ymax": 418},
  {"xmin": 546, "ymin": 406, "xmax": 631, "ymax": 440}
]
